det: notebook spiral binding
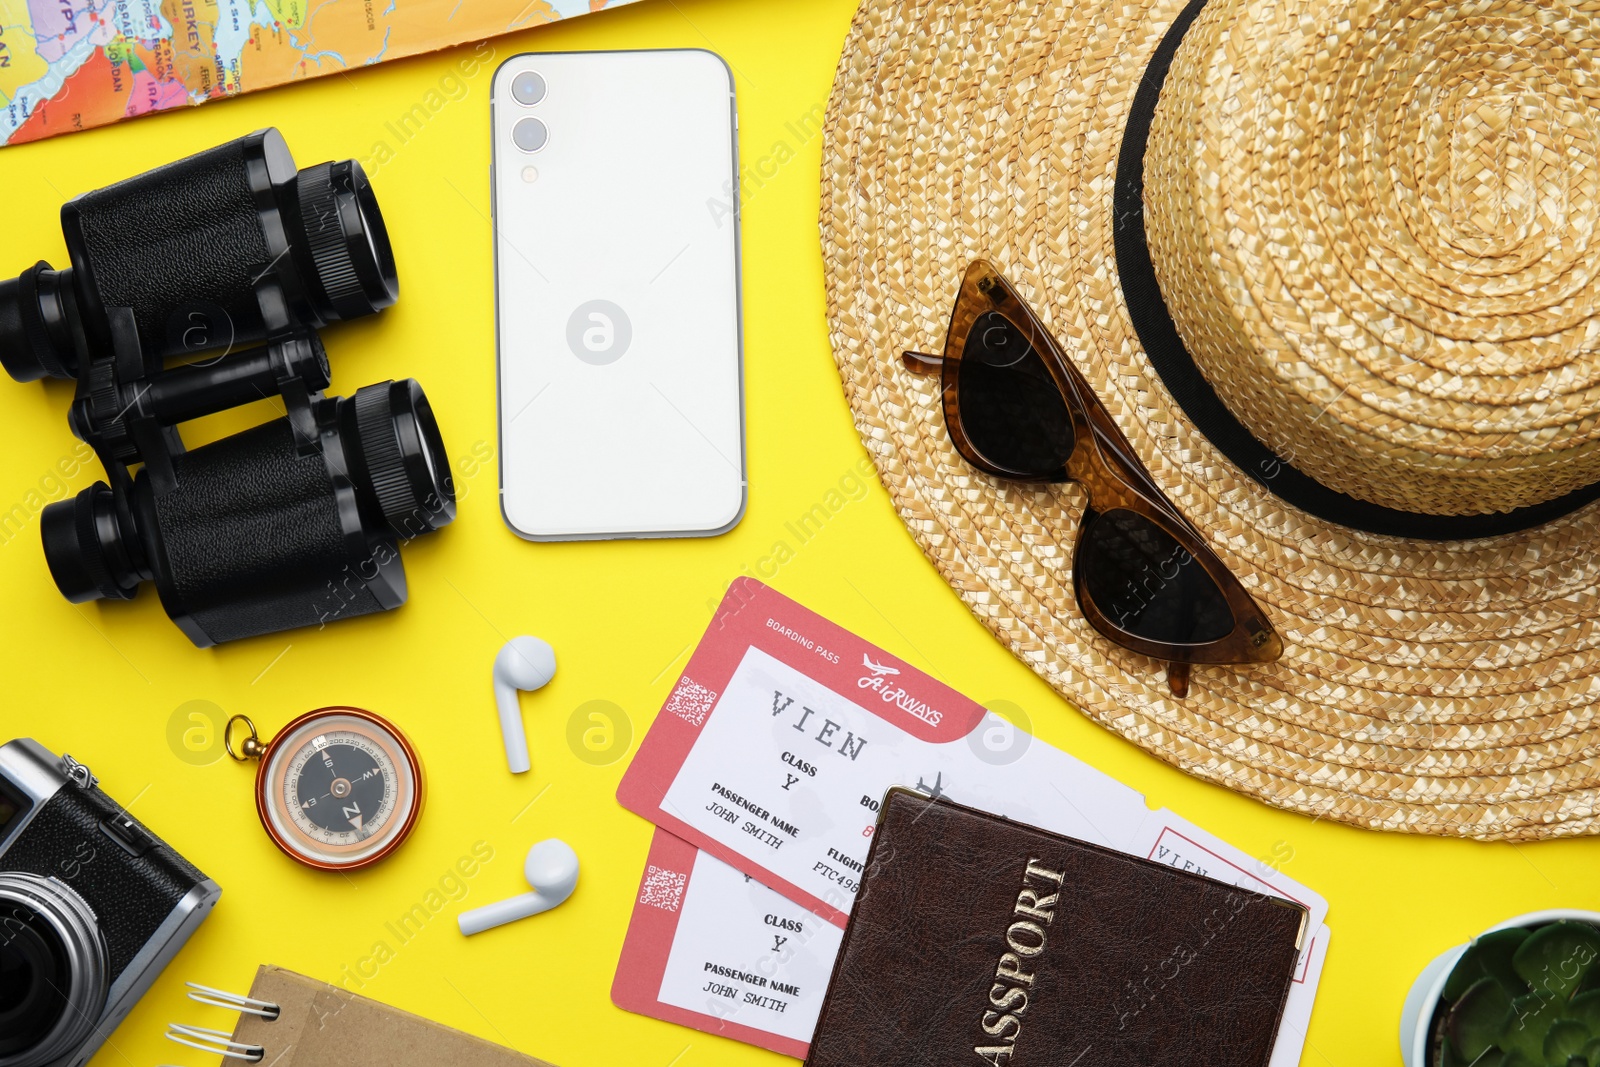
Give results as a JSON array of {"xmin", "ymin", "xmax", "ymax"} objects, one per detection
[{"xmin": 162, "ymin": 982, "xmax": 282, "ymax": 1063}]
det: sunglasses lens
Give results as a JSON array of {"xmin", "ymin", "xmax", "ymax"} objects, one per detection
[
  {"xmin": 1079, "ymin": 508, "xmax": 1235, "ymax": 645},
  {"xmin": 957, "ymin": 311, "xmax": 1075, "ymax": 474}
]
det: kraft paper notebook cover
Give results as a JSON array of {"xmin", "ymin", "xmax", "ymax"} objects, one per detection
[
  {"xmin": 805, "ymin": 790, "xmax": 1308, "ymax": 1067},
  {"xmin": 175, "ymin": 964, "xmax": 555, "ymax": 1066}
]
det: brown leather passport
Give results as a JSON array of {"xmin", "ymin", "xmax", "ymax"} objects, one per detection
[{"xmin": 806, "ymin": 790, "xmax": 1307, "ymax": 1066}]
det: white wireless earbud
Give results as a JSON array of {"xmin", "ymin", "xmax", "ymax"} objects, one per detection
[
  {"xmin": 457, "ymin": 839, "xmax": 580, "ymax": 936},
  {"xmin": 492, "ymin": 635, "xmax": 556, "ymax": 773}
]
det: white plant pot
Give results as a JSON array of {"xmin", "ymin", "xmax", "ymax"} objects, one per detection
[{"xmin": 1401, "ymin": 909, "xmax": 1600, "ymax": 1067}]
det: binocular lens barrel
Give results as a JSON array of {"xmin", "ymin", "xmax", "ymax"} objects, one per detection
[
  {"xmin": 0, "ymin": 265, "xmax": 80, "ymax": 383},
  {"xmin": 0, "ymin": 135, "xmax": 397, "ymax": 385},
  {"xmin": 291, "ymin": 159, "xmax": 400, "ymax": 325},
  {"xmin": 40, "ymin": 483, "xmax": 142, "ymax": 604},
  {"xmin": 39, "ymin": 380, "xmax": 454, "ymax": 645},
  {"xmin": 0, "ymin": 276, "xmax": 28, "ymax": 381}
]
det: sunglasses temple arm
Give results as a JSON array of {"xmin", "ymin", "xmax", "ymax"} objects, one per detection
[
  {"xmin": 1166, "ymin": 662, "xmax": 1190, "ymax": 699},
  {"xmin": 902, "ymin": 350, "xmax": 945, "ymax": 375}
]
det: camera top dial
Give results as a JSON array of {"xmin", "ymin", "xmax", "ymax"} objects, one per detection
[{"xmin": 227, "ymin": 708, "xmax": 423, "ymax": 871}]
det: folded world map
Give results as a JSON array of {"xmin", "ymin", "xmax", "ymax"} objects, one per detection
[{"xmin": 0, "ymin": 0, "xmax": 639, "ymax": 146}]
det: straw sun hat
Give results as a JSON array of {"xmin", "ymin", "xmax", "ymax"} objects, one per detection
[{"xmin": 820, "ymin": 0, "xmax": 1600, "ymax": 839}]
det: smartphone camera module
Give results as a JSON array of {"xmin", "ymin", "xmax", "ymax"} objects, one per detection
[
  {"xmin": 512, "ymin": 117, "xmax": 548, "ymax": 153},
  {"xmin": 511, "ymin": 71, "xmax": 547, "ymax": 106}
]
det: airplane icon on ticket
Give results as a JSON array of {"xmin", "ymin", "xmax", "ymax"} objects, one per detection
[{"xmin": 862, "ymin": 655, "xmax": 900, "ymax": 678}]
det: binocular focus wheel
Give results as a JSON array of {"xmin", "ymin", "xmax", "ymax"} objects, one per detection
[{"xmin": 352, "ymin": 380, "xmax": 455, "ymax": 539}]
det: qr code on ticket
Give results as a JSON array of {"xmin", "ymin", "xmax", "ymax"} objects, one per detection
[
  {"xmin": 663, "ymin": 677, "xmax": 718, "ymax": 727},
  {"xmin": 639, "ymin": 865, "xmax": 687, "ymax": 912}
]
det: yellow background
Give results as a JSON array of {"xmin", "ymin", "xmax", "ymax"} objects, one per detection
[{"xmin": 0, "ymin": 2, "xmax": 1594, "ymax": 1065}]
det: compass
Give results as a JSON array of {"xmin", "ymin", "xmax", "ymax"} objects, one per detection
[{"xmin": 226, "ymin": 707, "xmax": 423, "ymax": 871}]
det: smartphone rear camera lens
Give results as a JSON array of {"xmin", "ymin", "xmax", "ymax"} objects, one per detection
[
  {"xmin": 511, "ymin": 71, "xmax": 546, "ymax": 106},
  {"xmin": 512, "ymin": 117, "xmax": 549, "ymax": 153}
]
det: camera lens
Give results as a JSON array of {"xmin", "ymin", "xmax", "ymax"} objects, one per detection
[
  {"xmin": 511, "ymin": 71, "xmax": 546, "ymax": 106},
  {"xmin": 0, "ymin": 906, "xmax": 69, "ymax": 1057},
  {"xmin": 347, "ymin": 379, "xmax": 457, "ymax": 539},
  {"xmin": 291, "ymin": 160, "xmax": 400, "ymax": 323},
  {"xmin": 512, "ymin": 117, "xmax": 549, "ymax": 153},
  {"xmin": 0, "ymin": 874, "xmax": 108, "ymax": 1067}
]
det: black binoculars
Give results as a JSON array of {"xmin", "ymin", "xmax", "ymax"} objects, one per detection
[{"xmin": 0, "ymin": 128, "xmax": 454, "ymax": 645}]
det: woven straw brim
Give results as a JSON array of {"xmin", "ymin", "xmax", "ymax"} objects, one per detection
[{"xmin": 820, "ymin": 0, "xmax": 1600, "ymax": 840}]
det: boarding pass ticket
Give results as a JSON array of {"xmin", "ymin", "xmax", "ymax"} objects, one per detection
[{"xmin": 615, "ymin": 579, "xmax": 1329, "ymax": 1064}]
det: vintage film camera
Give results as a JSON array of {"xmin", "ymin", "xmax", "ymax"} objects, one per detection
[
  {"xmin": 0, "ymin": 129, "xmax": 454, "ymax": 645},
  {"xmin": 0, "ymin": 738, "xmax": 220, "ymax": 1067}
]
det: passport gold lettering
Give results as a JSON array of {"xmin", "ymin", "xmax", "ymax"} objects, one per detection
[
  {"xmin": 989, "ymin": 983, "xmax": 1028, "ymax": 1013},
  {"xmin": 1006, "ymin": 921, "xmax": 1046, "ymax": 956},
  {"xmin": 1024, "ymin": 858, "xmax": 1065, "ymax": 886},
  {"xmin": 995, "ymin": 953, "xmax": 1033, "ymax": 985},
  {"xmin": 975, "ymin": 856, "xmax": 1066, "ymax": 1065},
  {"xmin": 980, "ymin": 1012, "xmax": 1022, "ymax": 1040},
  {"xmin": 1013, "ymin": 887, "xmax": 1058, "ymax": 924}
]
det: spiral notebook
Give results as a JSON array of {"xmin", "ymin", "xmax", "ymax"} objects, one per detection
[{"xmin": 165, "ymin": 965, "xmax": 555, "ymax": 1065}]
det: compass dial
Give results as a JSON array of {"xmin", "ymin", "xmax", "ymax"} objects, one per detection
[{"xmin": 257, "ymin": 709, "xmax": 422, "ymax": 870}]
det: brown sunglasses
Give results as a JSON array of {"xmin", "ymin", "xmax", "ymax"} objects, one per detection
[{"xmin": 903, "ymin": 260, "xmax": 1282, "ymax": 697}]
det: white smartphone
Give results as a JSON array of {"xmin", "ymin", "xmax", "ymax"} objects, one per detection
[{"xmin": 491, "ymin": 49, "xmax": 745, "ymax": 540}]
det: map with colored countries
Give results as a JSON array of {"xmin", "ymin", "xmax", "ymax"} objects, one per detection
[{"xmin": 0, "ymin": 0, "xmax": 638, "ymax": 146}]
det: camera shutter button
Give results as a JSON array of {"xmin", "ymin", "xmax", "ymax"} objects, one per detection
[{"xmin": 100, "ymin": 813, "xmax": 155, "ymax": 857}]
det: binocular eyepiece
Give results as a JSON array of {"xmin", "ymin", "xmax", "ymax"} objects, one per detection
[{"xmin": 0, "ymin": 129, "xmax": 454, "ymax": 646}]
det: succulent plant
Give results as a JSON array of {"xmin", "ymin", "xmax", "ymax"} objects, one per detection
[{"xmin": 1432, "ymin": 920, "xmax": 1600, "ymax": 1067}]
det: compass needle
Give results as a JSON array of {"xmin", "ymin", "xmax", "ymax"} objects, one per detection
[{"xmin": 232, "ymin": 707, "xmax": 424, "ymax": 871}]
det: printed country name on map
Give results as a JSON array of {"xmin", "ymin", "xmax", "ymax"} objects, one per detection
[
  {"xmin": 706, "ymin": 783, "xmax": 798, "ymax": 850},
  {"xmin": 701, "ymin": 961, "xmax": 800, "ymax": 1013}
]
